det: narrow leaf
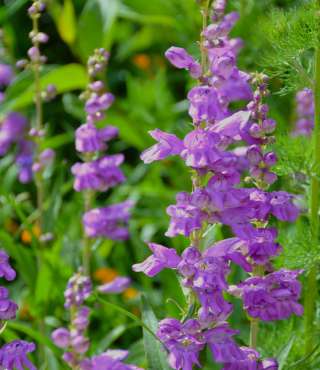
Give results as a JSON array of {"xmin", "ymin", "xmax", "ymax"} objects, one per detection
[{"xmin": 141, "ymin": 295, "xmax": 170, "ymax": 370}]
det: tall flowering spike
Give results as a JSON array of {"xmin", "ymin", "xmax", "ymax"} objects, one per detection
[
  {"xmin": 71, "ymin": 48, "xmax": 133, "ymax": 274},
  {"xmin": 53, "ymin": 49, "xmax": 139, "ymax": 370},
  {"xmin": 0, "ymin": 250, "xmax": 36, "ymax": 368},
  {"xmin": 134, "ymin": 0, "xmax": 300, "ymax": 368}
]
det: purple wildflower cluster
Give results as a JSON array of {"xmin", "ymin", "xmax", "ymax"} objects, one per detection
[
  {"xmin": 0, "ymin": 250, "xmax": 36, "ymax": 369},
  {"xmin": 51, "ymin": 270, "xmax": 140, "ymax": 370},
  {"xmin": 72, "ymin": 48, "xmax": 132, "ymax": 242},
  {"xmin": 292, "ymin": 88, "xmax": 314, "ymax": 137},
  {"xmin": 134, "ymin": 2, "xmax": 302, "ymax": 369}
]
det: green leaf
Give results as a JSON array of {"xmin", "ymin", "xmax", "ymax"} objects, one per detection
[
  {"xmin": 0, "ymin": 64, "xmax": 88, "ymax": 114},
  {"xmin": 76, "ymin": 0, "xmax": 120, "ymax": 62},
  {"xmin": 0, "ymin": 0, "xmax": 28, "ymax": 23},
  {"xmin": 277, "ymin": 336, "xmax": 295, "ymax": 370},
  {"xmin": 141, "ymin": 295, "xmax": 170, "ymax": 370},
  {"xmin": 56, "ymin": 0, "xmax": 77, "ymax": 45}
]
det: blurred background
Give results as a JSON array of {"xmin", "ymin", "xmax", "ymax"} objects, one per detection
[{"xmin": 0, "ymin": 0, "xmax": 311, "ymax": 369}]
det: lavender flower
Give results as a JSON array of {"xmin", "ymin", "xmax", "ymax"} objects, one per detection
[
  {"xmin": 98, "ymin": 276, "xmax": 131, "ymax": 294},
  {"xmin": 0, "ymin": 287, "xmax": 18, "ymax": 320},
  {"xmin": 83, "ymin": 201, "xmax": 133, "ymax": 240},
  {"xmin": 292, "ymin": 88, "xmax": 314, "ymax": 136},
  {"xmin": 0, "ymin": 63, "xmax": 13, "ymax": 86},
  {"xmin": 0, "ymin": 340, "xmax": 36, "ymax": 370}
]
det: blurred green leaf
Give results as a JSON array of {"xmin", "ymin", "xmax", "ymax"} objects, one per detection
[
  {"xmin": 51, "ymin": 0, "xmax": 77, "ymax": 45},
  {"xmin": 277, "ymin": 336, "xmax": 295, "ymax": 370},
  {"xmin": 0, "ymin": 0, "xmax": 28, "ymax": 23},
  {"xmin": 141, "ymin": 295, "xmax": 170, "ymax": 370},
  {"xmin": 0, "ymin": 64, "xmax": 88, "ymax": 114},
  {"xmin": 76, "ymin": 0, "xmax": 120, "ymax": 62}
]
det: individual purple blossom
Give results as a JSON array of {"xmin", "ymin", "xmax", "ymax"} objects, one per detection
[
  {"xmin": 292, "ymin": 88, "xmax": 314, "ymax": 136},
  {"xmin": 64, "ymin": 272, "xmax": 92, "ymax": 309},
  {"xmin": 0, "ymin": 63, "xmax": 13, "ymax": 86},
  {"xmin": 132, "ymin": 243, "xmax": 181, "ymax": 277},
  {"xmin": 72, "ymin": 154, "xmax": 125, "ymax": 192},
  {"xmin": 165, "ymin": 47, "xmax": 202, "ymax": 78},
  {"xmin": 222, "ymin": 347, "xmax": 278, "ymax": 370},
  {"xmin": 0, "ymin": 112, "xmax": 28, "ymax": 156},
  {"xmin": 230, "ymin": 269, "xmax": 303, "ymax": 321},
  {"xmin": 85, "ymin": 92, "xmax": 114, "ymax": 115},
  {"xmin": 75, "ymin": 124, "xmax": 118, "ymax": 153},
  {"xmin": 177, "ymin": 247, "xmax": 232, "ymax": 320},
  {"xmin": 157, "ymin": 318, "xmax": 205, "ymax": 370},
  {"xmin": 141, "ymin": 129, "xmax": 184, "ymax": 164},
  {"xmin": 0, "ymin": 287, "xmax": 18, "ymax": 320},
  {"xmin": 187, "ymin": 85, "xmax": 225, "ymax": 124},
  {"xmin": 90, "ymin": 350, "xmax": 143, "ymax": 370},
  {"xmin": 98, "ymin": 276, "xmax": 131, "ymax": 294},
  {"xmin": 246, "ymin": 145, "xmax": 278, "ymax": 185},
  {"xmin": 0, "ymin": 340, "xmax": 36, "ymax": 370},
  {"xmin": 204, "ymin": 324, "xmax": 244, "ymax": 364},
  {"xmin": 0, "ymin": 250, "xmax": 16, "ymax": 281},
  {"xmin": 83, "ymin": 201, "xmax": 133, "ymax": 240},
  {"xmin": 165, "ymin": 192, "xmax": 207, "ymax": 237},
  {"xmin": 52, "ymin": 327, "xmax": 71, "ymax": 348},
  {"xmin": 15, "ymin": 140, "xmax": 34, "ymax": 183}
]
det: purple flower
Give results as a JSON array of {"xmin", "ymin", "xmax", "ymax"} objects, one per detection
[
  {"xmin": 90, "ymin": 351, "xmax": 142, "ymax": 370},
  {"xmin": 15, "ymin": 140, "xmax": 34, "ymax": 184},
  {"xmin": 0, "ymin": 64, "xmax": 13, "ymax": 86},
  {"xmin": 0, "ymin": 287, "xmax": 18, "ymax": 320},
  {"xmin": 166, "ymin": 192, "xmax": 207, "ymax": 237},
  {"xmin": 231, "ymin": 269, "xmax": 303, "ymax": 321},
  {"xmin": 85, "ymin": 92, "xmax": 114, "ymax": 115},
  {"xmin": 0, "ymin": 340, "xmax": 36, "ymax": 370},
  {"xmin": 210, "ymin": 110, "xmax": 251, "ymax": 140},
  {"xmin": 203, "ymin": 12, "xmax": 239, "ymax": 40},
  {"xmin": 205, "ymin": 238, "xmax": 252, "ymax": 272},
  {"xmin": 188, "ymin": 85, "xmax": 225, "ymax": 124},
  {"xmin": 180, "ymin": 129, "xmax": 223, "ymax": 169},
  {"xmin": 0, "ymin": 250, "xmax": 16, "ymax": 281},
  {"xmin": 177, "ymin": 247, "xmax": 232, "ymax": 319},
  {"xmin": 52, "ymin": 327, "xmax": 70, "ymax": 348},
  {"xmin": 132, "ymin": 243, "xmax": 181, "ymax": 277},
  {"xmin": 64, "ymin": 272, "xmax": 92, "ymax": 308},
  {"xmin": 0, "ymin": 112, "xmax": 28, "ymax": 156},
  {"xmin": 165, "ymin": 47, "xmax": 201, "ymax": 79},
  {"xmin": 141, "ymin": 129, "xmax": 184, "ymax": 164},
  {"xmin": 269, "ymin": 191, "xmax": 299, "ymax": 222},
  {"xmin": 204, "ymin": 324, "xmax": 243, "ymax": 364},
  {"xmin": 83, "ymin": 201, "xmax": 133, "ymax": 240},
  {"xmin": 222, "ymin": 347, "xmax": 278, "ymax": 370},
  {"xmin": 293, "ymin": 88, "xmax": 314, "ymax": 137},
  {"xmin": 98, "ymin": 276, "xmax": 131, "ymax": 294},
  {"xmin": 157, "ymin": 318, "xmax": 205, "ymax": 370},
  {"xmin": 247, "ymin": 145, "xmax": 277, "ymax": 185},
  {"xmin": 75, "ymin": 124, "xmax": 118, "ymax": 153},
  {"xmin": 72, "ymin": 154, "xmax": 125, "ymax": 192},
  {"xmin": 232, "ymin": 224, "xmax": 282, "ymax": 265}
]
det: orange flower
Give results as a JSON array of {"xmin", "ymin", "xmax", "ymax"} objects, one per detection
[
  {"xmin": 21, "ymin": 224, "xmax": 41, "ymax": 244},
  {"xmin": 94, "ymin": 267, "xmax": 118, "ymax": 284},
  {"xmin": 133, "ymin": 54, "xmax": 151, "ymax": 70},
  {"xmin": 122, "ymin": 287, "xmax": 139, "ymax": 300}
]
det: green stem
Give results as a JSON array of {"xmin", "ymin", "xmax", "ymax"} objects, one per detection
[
  {"xmin": 304, "ymin": 14, "xmax": 320, "ymax": 353},
  {"xmin": 249, "ymin": 319, "xmax": 259, "ymax": 349}
]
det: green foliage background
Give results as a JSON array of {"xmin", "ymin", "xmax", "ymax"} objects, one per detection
[{"xmin": 0, "ymin": 0, "xmax": 318, "ymax": 369}]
